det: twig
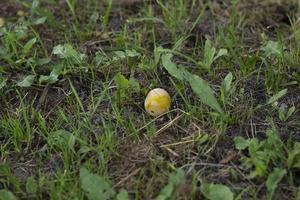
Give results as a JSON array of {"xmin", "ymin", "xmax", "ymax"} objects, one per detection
[
  {"xmin": 113, "ymin": 168, "xmax": 141, "ymax": 188},
  {"xmin": 154, "ymin": 113, "xmax": 183, "ymax": 136},
  {"xmin": 163, "ymin": 147, "xmax": 179, "ymax": 157},
  {"xmin": 160, "ymin": 139, "xmax": 195, "ymax": 148}
]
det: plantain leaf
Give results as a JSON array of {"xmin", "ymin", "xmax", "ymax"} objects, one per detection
[
  {"xmin": 266, "ymin": 89, "xmax": 287, "ymax": 105},
  {"xmin": 161, "ymin": 53, "xmax": 223, "ymax": 113},
  {"xmin": 201, "ymin": 183, "xmax": 234, "ymax": 200},
  {"xmin": 0, "ymin": 190, "xmax": 18, "ymax": 200},
  {"xmin": 187, "ymin": 74, "xmax": 223, "ymax": 113},
  {"xmin": 266, "ymin": 168, "xmax": 286, "ymax": 200},
  {"xmin": 22, "ymin": 38, "xmax": 37, "ymax": 54},
  {"xmin": 161, "ymin": 53, "xmax": 188, "ymax": 81},
  {"xmin": 0, "ymin": 76, "xmax": 7, "ymax": 89},
  {"xmin": 17, "ymin": 75, "xmax": 35, "ymax": 87},
  {"xmin": 156, "ymin": 169, "xmax": 185, "ymax": 200},
  {"xmin": 80, "ymin": 168, "xmax": 115, "ymax": 200},
  {"xmin": 222, "ymin": 72, "xmax": 233, "ymax": 93}
]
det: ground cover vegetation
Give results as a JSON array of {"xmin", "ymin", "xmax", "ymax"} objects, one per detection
[{"xmin": 0, "ymin": 0, "xmax": 300, "ymax": 199}]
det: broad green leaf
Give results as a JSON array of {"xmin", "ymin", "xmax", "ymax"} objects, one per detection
[
  {"xmin": 156, "ymin": 169, "xmax": 185, "ymax": 200},
  {"xmin": 0, "ymin": 165, "xmax": 21, "ymax": 191},
  {"xmin": 48, "ymin": 130, "xmax": 75, "ymax": 152},
  {"xmin": 80, "ymin": 168, "xmax": 115, "ymax": 200},
  {"xmin": 26, "ymin": 176, "xmax": 37, "ymax": 194},
  {"xmin": 78, "ymin": 145, "xmax": 92, "ymax": 155},
  {"xmin": 113, "ymin": 73, "xmax": 140, "ymax": 101},
  {"xmin": 129, "ymin": 77, "xmax": 140, "ymax": 92},
  {"xmin": 161, "ymin": 53, "xmax": 189, "ymax": 81},
  {"xmin": 215, "ymin": 49, "xmax": 228, "ymax": 61},
  {"xmin": 292, "ymin": 161, "xmax": 300, "ymax": 169},
  {"xmin": 266, "ymin": 168, "xmax": 286, "ymax": 199},
  {"xmin": 154, "ymin": 46, "xmax": 164, "ymax": 65},
  {"xmin": 278, "ymin": 107, "xmax": 286, "ymax": 121},
  {"xmin": 237, "ymin": 127, "xmax": 288, "ymax": 180},
  {"xmin": 113, "ymin": 50, "xmax": 140, "ymax": 61},
  {"xmin": 161, "ymin": 53, "xmax": 222, "ymax": 113},
  {"xmin": 15, "ymin": 25, "xmax": 28, "ymax": 40},
  {"xmin": 31, "ymin": 0, "xmax": 40, "ymax": 11},
  {"xmin": 94, "ymin": 52, "xmax": 110, "ymax": 66},
  {"xmin": 39, "ymin": 74, "xmax": 58, "ymax": 84},
  {"xmin": 203, "ymin": 39, "xmax": 216, "ymax": 69},
  {"xmin": 114, "ymin": 73, "xmax": 130, "ymax": 90},
  {"xmin": 247, "ymin": 138, "xmax": 268, "ymax": 178},
  {"xmin": 33, "ymin": 16, "xmax": 47, "ymax": 25},
  {"xmin": 125, "ymin": 49, "xmax": 140, "ymax": 57},
  {"xmin": 35, "ymin": 58, "xmax": 51, "ymax": 65},
  {"xmin": 53, "ymin": 44, "xmax": 85, "ymax": 65},
  {"xmin": 265, "ymin": 128, "xmax": 285, "ymax": 154},
  {"xmin": 286, "ymin": 106, "xmax": 296, "ymax": 119},
  {"xmin": 0, "ymin": 190, "xmax": 18, "ymax": 200},
  {"xmin": 23, "ymin": 38, "xmax": 37, "ymax": 54},
  {"xmin": 261, "ymin": 41, "xmax": 283, "ymax": 57},
  {"xmin": 113, "ymin": 51, "xmax": 126, "ymax": 59},
  {"xmin": 231, "ymin": 0, "xmax": 240, "ymax": 5},
  {"xmin": 201, "ymin": 183, "xmax": 234, "ymax": 200},
  {"xmin": 197, "ymin": 133, "xmax": 209, "ymax": 144},
  {"xmin": 187, "ymin": 74, "xmax": 223, "ymax": 113},
  {"xmin": 0, "ymin": 76, "xmax": 7, "ymax": 89},
  {"xmin": 34, "ymin": 7, "xmax": 58, "ymax": 28},
  {"xmin": 266, "ymin": 89, "xmax": 287, "ymax": 105},
  {"xmin": 89, "ymin": 12, "xmax": 99, "ymax": 24},
  {"xmin": 199, "ymin": 39, "xmax": 227, "ymax": 70},
  {"xmin": 234, "ymin": 136, "xmax": 250, "ymax": 150},
  {"xmin": 116, "ymin": 189, "xmax": 130, "ymax": 200},
  {"xmin": 288, "ymin": 142, "xmax": 300, "ymax": 169},
  {"xmin": 52, "ymin": 45, "xmax": 64, "ymax": 57},
  {"xmin": 0, "ymin": 46, "xmax": 8, "ymax": 56},
  {"xmin": 17, "ymin": 75, "xmax": 35, "ymax": 87},
  {"xmin": 222, "ymin": 72, "xmax": 233, "ymax": 93},
  {"xmin": 39, "ymin": 67, "xmax": 60, "ymax": 84}
]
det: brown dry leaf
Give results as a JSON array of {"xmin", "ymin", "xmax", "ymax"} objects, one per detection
[{"xmin": 219, "ymin": 151, "xmax": 239, "ymax": 164}]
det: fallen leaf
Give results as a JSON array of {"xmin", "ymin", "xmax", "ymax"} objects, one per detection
[{"xmin": 219, "ymin": 151, "xmax": 239, "ymax": 164}]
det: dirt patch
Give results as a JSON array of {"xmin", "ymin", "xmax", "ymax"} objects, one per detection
[
  {"xmin": 4, "ymin": 153, "xmax": 37, "ymax": 183},
  {"xmin": 109, "ymin": 139, "xmax": 155, "ymax": 182},
  {"xmin": 109, "ymin": 138, "xmax": 159, "ymax": 198},
  {"xmin": 42, "ymin": 153, "xmax": 64, "ymax": 177},
  {"xmin": 0, "ymin": 1, "xmax": 23, "ymax": 18}
]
